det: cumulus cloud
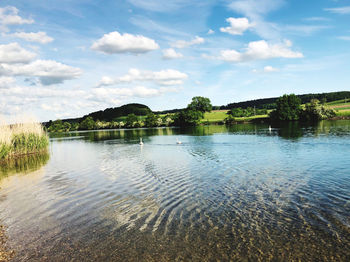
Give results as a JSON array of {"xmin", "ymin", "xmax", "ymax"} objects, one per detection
[
  {"xmin": 207, "ymin": 29, "xmax": 214, "ymax": 35},
  {"xmin": 208, "ymin": 40, "xmax": 303, "ymax": 62},
  {"xmin": 10, "ymin": 31, "xmax": 54, "ymax": 44},
  {"xmin": 324, "ymin": 6, "xmax": 350, "ymax": 14},
  {"xmin": 263, "ymin": 66, "xmax": 279, "ymax": 72},
  {"xmin": 171, "ymin": 36, "xmax": 205, "ymax": 48},
  {"xmin": 0, "ymin": 85, "xmax": 86, "ymax": 98},
  {"xmin": 0, "ymin": 6, "xmax": 34, "ymax": 28},
  {"xmin": 220, "ymin": 17, "xmax": 254, "ymax": 35},
  {"xmin": 91, "ymin": 31, "xmax": 159, "ymax": 54},
  {"xmin": 97, "ymin": 68, "xmax": 188, "ymax": 87},
  {"xmin": 89, "ymin": 86, "xmax": 179, "ymax": 105},
  {"xmin": 162, "ymin": 48, "xmax": 183, "ymax": 59},
  {"xmin": 0, "ymin": 42, "xmax": 36, "ymax": 64},
  {"xmin": 0, "ymin": 76, "xmax": 15, "ymax": 88},
  {"xmin": 0, "ymin": 60, "xmax": 82, "ymax": 85},
  {"xmin": 227, "ymin": 0, "xmax": 285, "ymax": 39}
]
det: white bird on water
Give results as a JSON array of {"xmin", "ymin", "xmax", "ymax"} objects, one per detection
[
  {"xmin": 269, "ymin": 125, "xmax": 272, "ymax": 132},
  {"xmin": 139, "ymin": 137, "xmax": 144, "ymax": 145},
  {"xmin": 176, "ymin": 138, "xmax": 182, "ymax": 144}
]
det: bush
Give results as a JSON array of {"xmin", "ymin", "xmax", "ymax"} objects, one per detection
[{"xmin": 270, "ymin": 94, "xmax": 302, "ymax": 121}]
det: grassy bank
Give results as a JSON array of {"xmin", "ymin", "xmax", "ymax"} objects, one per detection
[{"xmin": 0, "ymin": 121, "xmax": 49, "ymax": 160}]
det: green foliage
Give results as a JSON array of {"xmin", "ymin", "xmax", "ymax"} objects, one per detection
[
  {"xmin": 221, "ymin": 91, "xmax": 350, "ymax": 110},
  {"xmin": 187, "ymin": 96, "xmax": 212, "ymax": 113},
  {"xmin": 0, "ymin": 133, "xmax": 49, "ymax": 159},
  {"xmin": 300, "ymin": 99, "xmax": 336, "ymax": 121},
  {"xmin": 70, "ymin": 122, "xmax": 79, "ymax": 131},
  {"xmin": 125, "ymin": 114, "xmax": 138, "ymax": 127},
  {"xmin": 145, "ymin": 113, "xmax": 158, "ymax": 127},
  {"xmin": 11, "ymin": 133, "xmax": 49, "ymax": 156},
  {"xmin": 162, "ymin": 114, "xmax": 174, "ymax": 126},
  {"xmin": 224, "ymin": 115, "xmax": 236, "ymax": 125},
  {"xmin": 47, "ymin": 120, "xmax": 79, "ymax": 132},
  {"xmin": 174, "ymin": 96, "xmax": 212, "ymax": 126},
  {"xmin": 86, "ymin": 103, "xmax": 151, "ymax": 121},
  {"xmin": 270, "ymin": 94, "xmax": 302, "ymax": 121},
  {"xmin": 228, "ymin": 107, "xmax": 267, "ymax": 117},
  {"xmin": 79, "ymin": 117, "xmax": 96, "ymax": 130},
  {"xmin": 174, "ymin": 109, "xmax": 203, "ymax": 126}
]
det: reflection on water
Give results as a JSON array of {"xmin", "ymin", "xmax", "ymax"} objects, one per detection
[
  {"xmin": 0, "ymin": 121, "xmax": 350, "ymax": 261},
  {"xmin": 0, "ymin": 152, "xmax": 50, "ymax": 180}
]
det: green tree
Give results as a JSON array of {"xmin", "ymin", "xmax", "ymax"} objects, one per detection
[
  {"xmin": 300, "ymin": 99, "xmax": 335, "ymax": 121},
  {"xmin": 125, "ymin": 113, "xmax": 138, "ymax": 127},
  {"xmin": 270, "ymin": 94, "xmax": 301, "ymax": 121},
  {"xmin": 187, "ymin": 96, "xmax": 212, "ymax": 113},
  {"xmin": 47, "ymin": 120, "xmax": 64, "ymax": 132},
  {"xmin": 63, "ymin": 122, "xmax": 71, "ymax": 132},
  {"xmin": 145, "ymin": 113, "xmax": 158, "ymax": 127},
  {"xmin": 174, "ymin": 109, "xmax": 203, "ymax": 126},
  {"xmin": 79, "ymin": 117, "xmax": 96, "ymax": 130}
]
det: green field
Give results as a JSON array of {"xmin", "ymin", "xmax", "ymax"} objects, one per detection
[
  {"xmin": 326, "ymin": 99, "xmax": 350, "ymax": 106},
  {"xmin": 325, "ymin": 99, "xmax": 350, "ymax": 116},
  {"xmin": 201, "ymin": 110, "xmax": 229, "ymax": 123},
  {"xmin": 201, "ymin": 110, "xmax": 268, "ymax": 123}
]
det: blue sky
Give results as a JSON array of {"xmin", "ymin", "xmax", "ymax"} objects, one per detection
[{"xmin": 0, "ymin": 0, "xmax": 349, "ymax": 121}]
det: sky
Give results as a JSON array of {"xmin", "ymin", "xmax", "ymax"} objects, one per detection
[{"xmin": 0, "ymin": 0, "xmax": 350, "ymax": 121}]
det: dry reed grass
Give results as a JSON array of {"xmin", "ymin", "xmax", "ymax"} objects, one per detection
[{"xmin": 0, "ymin": 116, "xmax": 48, "ymax": 159}]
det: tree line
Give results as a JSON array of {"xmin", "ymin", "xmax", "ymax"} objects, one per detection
[{"xmin": 46, "ymin": 94, "xmax": 340, "ymax": 132}]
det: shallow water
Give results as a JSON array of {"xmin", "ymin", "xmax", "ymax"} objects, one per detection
[{"xmin": 1, "ymin": 121, "xmax": 350, "ymax": 261}]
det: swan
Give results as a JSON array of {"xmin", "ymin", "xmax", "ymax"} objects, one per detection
[
  {"xmin": 139, "ymin": 137, "xmax": 144, "ymax": 145},
  {"xmin": 176, "ymin": 138, "xmax": 182, "ymax": 144}
]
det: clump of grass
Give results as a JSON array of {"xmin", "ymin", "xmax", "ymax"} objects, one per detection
[{"xmin": 0, "ymin": 117, "xmax": 49, "ymax": 160}]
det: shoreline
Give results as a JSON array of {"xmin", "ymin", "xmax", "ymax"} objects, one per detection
[{"xmin": 0, "ymin": 225, "xmax": 14, "ymax": 262}]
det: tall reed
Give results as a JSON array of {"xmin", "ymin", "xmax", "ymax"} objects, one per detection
[{"xmin": 0, "ymin": 117, "xmax": 49, "ymax": 160}]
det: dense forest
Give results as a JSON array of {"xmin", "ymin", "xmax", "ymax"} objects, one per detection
[
  {"xmin": 85, "ymin": 103, "xmax": 151, "ymax": 121},
  {"xmin": 219, "ymin": 91, "xmax": 350, "ymax": 110}
]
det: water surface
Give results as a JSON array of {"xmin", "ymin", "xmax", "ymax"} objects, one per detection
[{"xmin": 1, "ymin": 121, "xmax": 350, "ymax": 261}]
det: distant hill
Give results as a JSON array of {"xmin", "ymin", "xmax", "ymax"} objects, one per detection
[
  {"xmin": 85, "ymin": 103, "xmax": 151, "ymax": 121},
  {"xmin": 47, "ymin": 91, "xmax": 350, "ymax": 125},
  {"xmin": 219, "ymin": 91, "xmax": 350, "ymax": 110}
]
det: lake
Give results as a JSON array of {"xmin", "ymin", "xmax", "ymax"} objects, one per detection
[{"xmin": 1, "ymin": 121, "xmax": 350, "ymax": 261}]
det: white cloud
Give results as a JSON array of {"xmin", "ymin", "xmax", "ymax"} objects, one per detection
[
  {"xmin": 324, "ymin": 6, "xmax": 350, "ymax": 14},
  {"xmin": 0, "ymin": 76, "xmax": 15, "ymax": 88},
  {"xmin": 227, "ymin": 0, "xmax": 285, "ymax": 39},
  {"xmin": 90, "ymin": 86, "xmax": 179, "ymax": 105},
  {"xmin": 338, "ymin": 36, "xmax": 350, "ymax": 41},
  {"xmin": 171, "ymin": 36, "xmax": 205, "ymax": 48},
  {"xmin": 283, "ymin": 25, "xmax": 330, "ymax": 35},
  {"xmin": 41, "ymin": 103, "xmax": 62, "ymax": 112},
  {"xmin": 303, "ymin": 17, "xmax": 330, "ymax": 22},
  {"xmin": 0, "ymin": 86, "xmax": 86, "ymax": 99},
  {"xmin": 97, "ymin": 68, "xmax": 188, "ymax": 87},
  {"xmin": 207, "ymin": 29, "xmax": 215, "ymax": 35},
  {"xmin": 220, "ymin": 17, "xmax": 254, "ymax": 35},
  {"xmin": 263, "ymin": 66, "xmax": 279, "ymax": 72},
  {"xmin": 0, "ymin": 6, "xmax": 34, "ymax": 28},
  {"xmin": 209, "ymin": 40, "xmax": 303, "ymax": 62},
  {"xmin": 0, "ymin": 42, "xmax": 36, "ymax": 64},
  {"xmin": 0, "ymin": 60, "xmax": 82, "ymax": 85},
  {"xmin": 11, "ymin": 31, "xmax": 54, "ymax": 44},
  {"xmin": 91, "ymin": 31, "xmax": 159, "ymax": 54},
  {"xmin": 162, "ymin": 48, "xmax": 183, "ymax": 59}
]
